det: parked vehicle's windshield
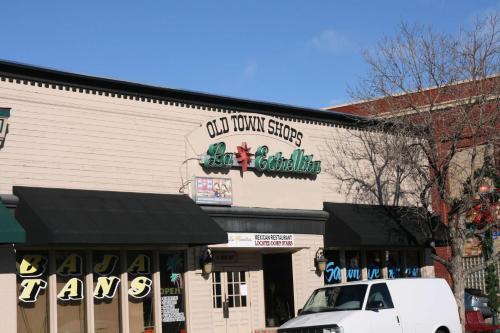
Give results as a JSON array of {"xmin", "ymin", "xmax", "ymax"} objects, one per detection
[{"xmin": 301, "ymin": 284, "xmax": 368, "ymax": 314}]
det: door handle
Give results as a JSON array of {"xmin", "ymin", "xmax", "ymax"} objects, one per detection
[{"xmin": 396, "ymin": 315, "xmax": 400, "ymax": 324}]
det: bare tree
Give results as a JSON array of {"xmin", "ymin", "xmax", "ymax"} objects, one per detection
[{"xmin": 328, "ymin": 15, "xmax": 499, "ymax": 329}]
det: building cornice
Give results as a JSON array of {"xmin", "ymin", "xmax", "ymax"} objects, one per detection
[{"xmin": 0, "ymin": 59, "xmax": 367, "ymax": 129}]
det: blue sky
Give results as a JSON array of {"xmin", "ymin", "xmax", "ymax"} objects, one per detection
[{"xmin": 0, "ymin": 1, "xmax": 497, "ymax": 108}]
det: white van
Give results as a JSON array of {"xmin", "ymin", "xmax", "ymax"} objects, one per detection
[{"xmin": 278, "ymin": 278, "xmax": 461, "ymax": 333}]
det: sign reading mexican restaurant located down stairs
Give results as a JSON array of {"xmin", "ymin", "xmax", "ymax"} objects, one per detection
[
  {"xmin": 200, "ymin": 141, "xmax": 321, "ymax": 176},
  {"xmin": 228, "ymin": 233, "xmax": 294, "ymax": 248}
]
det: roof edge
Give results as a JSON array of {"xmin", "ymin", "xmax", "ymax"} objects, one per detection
[{"xmin": 0, "ymin": 59, "xmax": 366, "ymax": 126}]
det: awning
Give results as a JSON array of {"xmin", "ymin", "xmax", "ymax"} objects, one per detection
[
  {"xmin": 13, "ymin": 186, "xmax": 228, "ymax": 245},
  {"xmin": 0, "ymin": 200, "xmax": 25, "ymax": 243},
  {"xmin": 202, "ymin": 206, "xmax": 328, "ymax": 235},
  {"xmin": 324, "ymin": 202, "xmax": 433, "ymax": 248}
]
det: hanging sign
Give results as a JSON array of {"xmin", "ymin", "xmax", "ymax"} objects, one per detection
[
  {"xmin": 200, "ymin": 142, "xmax": 321, "ymax": 175},
  {"xmin": 193, "ymin": 177, "xmax": 232, "ymax": 205}
]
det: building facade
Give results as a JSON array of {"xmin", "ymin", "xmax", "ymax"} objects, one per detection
[
  {"xmin": 0, "ymin": 61, "xmax": 434, "ymax": 333},
  {"xmin": 326, "ymin": 76, "xmax": 500, "ymax": 290}
]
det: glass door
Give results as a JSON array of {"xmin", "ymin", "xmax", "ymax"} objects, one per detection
[{"xmin": 211, "ymin": 268, "xmax": 251, "ymax": 333}]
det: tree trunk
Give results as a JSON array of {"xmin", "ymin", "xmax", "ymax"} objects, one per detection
[{"xmin": 451, "ymin": 242, "xmax": 466, "ymax": 332}]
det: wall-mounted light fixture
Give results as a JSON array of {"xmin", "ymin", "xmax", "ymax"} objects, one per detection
[
  {"xmin": 200, "ymin": 248, "xmax": 213, "ymax": 275},
  {"xmin": 0, "ymin": 108, "xmax": 11, "ymax": 146},
  {"xmin": 315, "ymin": 248, "xmax": 327, "ymax": 273}
]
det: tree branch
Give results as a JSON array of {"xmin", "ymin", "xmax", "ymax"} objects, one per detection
[{"xmin": 465, "ymin": 252, "xmax": 500, "ymax": 276}]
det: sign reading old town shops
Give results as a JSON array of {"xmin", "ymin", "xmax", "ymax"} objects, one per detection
[
  {"xmin": 206, "ymin": 115, "xmax": 304, "ymax": 147},
  {"xmin": 200, "ymin": 142, "xmax": 321, "ymax": 175}
]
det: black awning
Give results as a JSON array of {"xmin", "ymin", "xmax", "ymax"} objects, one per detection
[
  {"xmin": 13, "ymin": 186, "xmax": 228, "ymax": 245},
  {"xmin": 202, "ymin": 206, "xmax": 328, "ymax": 235},
  {"xmin": 324, "ymin": 202, "xmax": 432, "ymax": 248}
]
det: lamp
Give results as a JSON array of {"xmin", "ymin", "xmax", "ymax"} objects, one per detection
[
  {"xmin": 200, "ymin": 248, "xmax": 213, "ymax": 275},
  {"xmin": 315, "ymin": 248, "xmax": 327, "ymax": 273}
]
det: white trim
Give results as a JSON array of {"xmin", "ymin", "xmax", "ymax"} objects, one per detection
[
  {"xmin": 48, "ymin": 251, "xmax": 57, "ymax": 333},
  {"xmin": 153, "ymin": 251, "xmax": 162, "ymax": 333},
  {"xmin": 85, "ymin": 251, "xmax": 95, "ymax": 333},
  {"xmin": 120, "ymin": 251, "xmax": 130, "ymax": 333}
]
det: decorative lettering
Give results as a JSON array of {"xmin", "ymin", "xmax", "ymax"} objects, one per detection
[
  {"xmin": 19, "ymin": 279, "xmax": 47, "ymax": 303},
  {"xmin": 56, "ymin": 254, "xmax": 83, "ymax": 276},
  {"xmin": 94, "ymin": 276, "xmax": 120, "ymax": 299},
  {"xmin": 405, "ymin": 266, "xmax": 420, "ymax": 277},
  {"xmin": 201, "ymin": 142, "xmax": 321, "ymax": 176},
  {"xmin": 347, "ymin": 266, "xmax": 361, "ymax": 280},
  {"xmin": 128, "ymin": 276, "xmax": 152, "ymax": 298},
  {"xmin": 57, "ymin": 277, "xmax": 84, "ymax": 301},
  {"xmin": 19, "ymin": 255, "xmax": 48, "ymax": 278},
  {"xmin": 206, "ymin": 116, "xmax": 303, "ymax": 147},
  {"xmin": 325, "ymin": 261, "xmax": 341, "ymax": 283},
  {"xmin": 368, "ymin": 266, "xmax": 381, "ymax": 280},
  {"xmin": 94, "ymin": 254, "xmax": 118, "ymax": 276},
  {"xmin": 388, "ymin": 266, "xmax": 401, "ymax": 279},
  {"xmin": 128, "ymin": 254, "xmax": 151, "ymax": 275},
  {"xmin": 203, "ymin": 142, "xmax": 234, "ymax": 168}
]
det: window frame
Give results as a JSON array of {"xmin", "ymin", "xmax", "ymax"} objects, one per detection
[{"xmin": 365, "ymin": 283, "xmax": 394, "ymax": 310}]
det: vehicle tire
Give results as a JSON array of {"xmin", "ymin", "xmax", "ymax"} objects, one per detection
[{"xmin": 435, "ymin": 329, "xmax": 447, "ymax": 333}]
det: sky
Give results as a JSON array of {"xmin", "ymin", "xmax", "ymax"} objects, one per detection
[{"xmin": 0, "ymin": 1, "xmax": 498, "ymax": 109}]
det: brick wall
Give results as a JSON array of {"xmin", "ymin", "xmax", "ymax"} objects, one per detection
[{"xmin": 434, "ymin": 246, "xmax": 452, "ymax": 285}]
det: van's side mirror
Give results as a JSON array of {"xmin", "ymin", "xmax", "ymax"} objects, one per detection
[
  {"xmin": 297, "ymin": 308, "xmax": 302, "ymax": 316},
  {"xmin": 366, "ymin": 300, "xmax": 384, "ymax": 311}
]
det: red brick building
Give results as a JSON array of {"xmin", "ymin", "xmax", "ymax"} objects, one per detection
[{"xmin": 326, "ymin": 76, "xmax": 500, "ymax": 285}]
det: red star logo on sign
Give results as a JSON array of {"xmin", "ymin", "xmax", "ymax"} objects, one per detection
[{"xmin": 236, "ymin": 142, "xmax": 253, "ymax": 172}]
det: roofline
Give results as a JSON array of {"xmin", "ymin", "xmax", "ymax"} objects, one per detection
[
  {"xmin": 323, "ymin": 72, "xmax": 500, "ymax": 110},
  {"xmin": 0, "ymin": 59, "xmax": 366, "ymax": 126}
]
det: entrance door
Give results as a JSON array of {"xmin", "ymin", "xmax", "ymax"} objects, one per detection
[
  {"xmin": 212, "ymin": 268, "xmax": 252, "ymax": 333},
  {"xmin": 263, "ymin": 253, "xmax": 295, "ymax": 327}
]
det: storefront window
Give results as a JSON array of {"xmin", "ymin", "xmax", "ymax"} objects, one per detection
[
  {"xmin": 160, "ymin": 252, "xmax": 186, "ymax": 333},
  {"xmin": 324, "ymin": 250, "xmax": 341, "ymax": 284},
  {"xmin": 56, "ymin": 251, "xmax": 86, "ymax": 333},
  {"xmin": 366, "ymin": 251, "xmax": 383, "ymax": 280},
  {"xmin": 93, "ymin": 251, "xmax": 121, "ymax": 333},
  {"xmin": 17, "ymin": 252, "xmax": 49, "ymax": 333},
  {"xmin": 405, "ymin": 251, "xmax": 421, "ymax": 277},
  {"xmin": 387, "ymin": 251, "xmax": 402, "ymax": 278},
  {"xmin": 15, "ymin": 250, "xmax": 188, "ymax": 332},
  {"xmin": 128, "ymin": 252, "xmax": 154, "ymax": 333},
  {"xmin": 345, "ymin": 251, "xmax": 361, "ymax": 282}
]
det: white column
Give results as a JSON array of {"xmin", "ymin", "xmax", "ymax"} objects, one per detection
[
  {"xmin": 153, "ymin": 251, "xmax": 162, "ymax": 332},
  {"xmin": 360, "ymin": 250, "xmax": 367, "ymax": 280},
  {"xmin": 339, "ymin": 250, "xmax": 347, "ymax": 283},
  {"xmin": 85, "ymin": 251, "xmax": 95, "ymax": 333},
  {"xmin": 0, "ymin": 246, "xmax": 17, "ymax": 333},
  {"xmin": 48, "ymin": 250, "xmax": 58, "ymax": 333},
  {"xmin": 120, "ymin": 251, "xmax": 130, "ymax": 333}
]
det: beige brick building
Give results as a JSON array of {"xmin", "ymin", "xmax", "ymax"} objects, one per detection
[{"xmin": 0, "ymin": 61, "xmax": 433, "ymax": 333}]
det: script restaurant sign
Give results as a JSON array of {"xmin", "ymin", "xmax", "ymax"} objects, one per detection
[{"xmin": 200, "ymin": 141, "xmax": 322, "ymax": 176}]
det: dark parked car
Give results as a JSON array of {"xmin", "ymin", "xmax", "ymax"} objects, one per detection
[{"xmin": 465, "ymin": 288, "xmax": 493, "ymax": 319}]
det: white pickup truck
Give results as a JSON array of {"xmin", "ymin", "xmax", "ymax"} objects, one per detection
[{"xmin": 278, "ymin": 278, "xmax": 461, "ymax": 333}]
